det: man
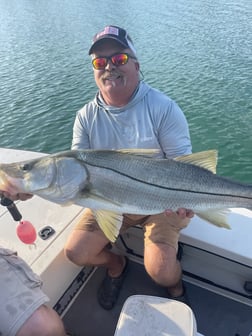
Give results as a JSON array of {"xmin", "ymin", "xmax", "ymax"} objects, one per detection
[
  {"xmin": 64, "ymin": 25, "xmax": 194, "ymax": 310},
  {"xmin": 0, "ymin": 192, "xmax": 68, "ymax": 336}
]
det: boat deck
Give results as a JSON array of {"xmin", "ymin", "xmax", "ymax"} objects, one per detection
[{"xmin": 63, "ymin": 259, "xmax": 252, "ymax": 336}]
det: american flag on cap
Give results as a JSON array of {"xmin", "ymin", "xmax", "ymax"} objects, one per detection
[{"xmin": 88, "ymin": 25, "xmax": 136, "ymax": 55}]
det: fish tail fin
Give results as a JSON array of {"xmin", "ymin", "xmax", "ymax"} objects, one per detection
[{"xmin": 196, "ymin": 209, "xmax": 231, "ymax": 229}]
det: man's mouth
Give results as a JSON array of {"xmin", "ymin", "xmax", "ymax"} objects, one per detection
[
  {"xmin": 103, "ymin": 75, "xmax": 120, "ymax": 81},
  {"xmin": 102, "ymin": 71, "xmax": 122, "ymax": 81}
]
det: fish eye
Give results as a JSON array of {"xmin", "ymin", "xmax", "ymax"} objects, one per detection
[{"xmin": 20, "ymin": 163, "xmax": 31, "ymax": 171}]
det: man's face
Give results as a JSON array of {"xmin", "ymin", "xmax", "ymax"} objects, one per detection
[{"xmin": 91, "ymin": 40, "xmax": 139, "ymax": 105}]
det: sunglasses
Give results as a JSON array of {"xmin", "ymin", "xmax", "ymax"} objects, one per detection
[{"xmin": 92, "ymin": 53, "xmax": 137, "ymax": 70}]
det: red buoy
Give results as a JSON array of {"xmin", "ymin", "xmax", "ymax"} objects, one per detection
[{"xmin": 16, "ymin": 220, "xmax": 37, "ymax": 244}]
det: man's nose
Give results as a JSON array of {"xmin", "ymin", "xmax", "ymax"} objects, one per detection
[{"xmin": 104, "ymin": 59, "xmax": 116, "ymax": 70}]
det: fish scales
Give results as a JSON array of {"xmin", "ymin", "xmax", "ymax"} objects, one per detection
[
  {"xmin": 83, "ymin": 164, "xmax": 251, "ymax": 213},
  {"xmin": 76, "ymin": 150, "xmax": 252, "ymax": 201}
]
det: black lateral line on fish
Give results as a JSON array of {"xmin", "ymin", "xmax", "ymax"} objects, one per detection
[{"xmin": 84, "ymin": 162, "xmax": 252, "ymax": 200}]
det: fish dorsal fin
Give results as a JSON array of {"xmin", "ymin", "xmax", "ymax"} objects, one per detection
[
  {"xmin": 174, "ymin": 150, "xmax": 218, "ymax": 174},
  {"xmin": 116, "ymin": 148, "xmax": 159, "ymax": 157},
  {"xmin": 93, "ymin": 210, "xmax": 123, "ymax": 242}
]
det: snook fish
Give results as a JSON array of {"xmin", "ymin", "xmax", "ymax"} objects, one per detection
[{"xmin": 0, "ymin": 149, "xmax": 251, "ymax": 242}]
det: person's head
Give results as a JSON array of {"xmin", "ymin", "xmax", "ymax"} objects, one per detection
[{"xmin": 89, "ymin": 25, "xmax": 140, "ymax": 107}]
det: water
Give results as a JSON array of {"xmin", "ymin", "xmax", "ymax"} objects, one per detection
[{"xmin": 0, "ymin": 0, "xmax": 251, "ymax": 182}]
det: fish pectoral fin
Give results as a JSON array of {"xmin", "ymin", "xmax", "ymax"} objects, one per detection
[
  {"xmin": 196, "ymin": 209, "xmax": 231, "ymax": 229},
  {"xmin": 93, "ymin": 210, "xmax": 123, "ymax": 243},
  {"xmin": 174, "ymin": 150, "xmax": 218, "ymax": 174}
]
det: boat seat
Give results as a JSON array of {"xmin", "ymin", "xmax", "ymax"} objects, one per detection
[{"xmin": 114, "ymin": 295, "xmax": 203, "ymax": 336}]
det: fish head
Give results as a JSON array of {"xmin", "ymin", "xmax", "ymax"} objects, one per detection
[
  {"xmin": 0, "ymin": 153, "xmax": 89, "ymax": 204},
  {"xmin": 0, "ymin": 156, "xmax": 54, "ymax": 194}
]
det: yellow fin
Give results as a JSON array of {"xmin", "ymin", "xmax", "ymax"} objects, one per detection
[
  {"xmin": 93, "ymin": 210, "xmax": 123, "ymax": 242},
  {"xmin": 196, "ymin": 209, "xmax": 231, "ymax": 229},
  {"xmin": 174, "ymin": 150, "xmax": 218, "ymax": 174}
]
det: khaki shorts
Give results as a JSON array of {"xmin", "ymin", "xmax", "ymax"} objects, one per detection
[
  {"xmin": 0, "ymin": 248, "xmax": 49, "ymax": 336},
  {"xmin": 75, "ymin": 208, "xmax": 189, "ymax": 251}
]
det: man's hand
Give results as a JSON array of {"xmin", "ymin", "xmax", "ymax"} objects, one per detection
[
  {"xmin": 0, "ymin": 191, "xmax": 33, "ymax": 201},
  {"xmin": 165, "ymin": 208, "xmax": 194, "ymax": 219}
]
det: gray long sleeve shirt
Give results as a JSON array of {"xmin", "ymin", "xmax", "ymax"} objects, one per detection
[{"xmin": 72, "ymin": 81, "xmax": 192, "ymax": 158}]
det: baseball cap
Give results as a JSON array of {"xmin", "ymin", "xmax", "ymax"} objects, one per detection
[{"xmin": 88, "ymin": 25, "xmax": 136, "ymax": 55}]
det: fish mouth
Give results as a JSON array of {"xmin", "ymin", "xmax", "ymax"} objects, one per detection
[{"xmin": 0, "ymin": 171, "xmax": 23, "ymax": 195}]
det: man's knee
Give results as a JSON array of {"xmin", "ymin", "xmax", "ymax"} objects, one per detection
[
  {"xmin": 64, "ymin": 236, "xmax": 102, "ymax": 266},
  {"xmin": 64, "ymin": 230, "xmax": 93, "ymax": 266},
  {"xmin": 64, "ymin": 228, "xmax": 110, "ymax": 266},
  {"xmin": 64, "ymin": 245, "xmax": 88, "ymax": 266}
]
